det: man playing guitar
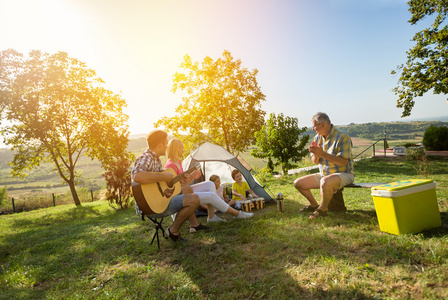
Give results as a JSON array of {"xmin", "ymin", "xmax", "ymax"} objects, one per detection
[{"xmin": 131, "ymin": 130, "xmax": 208, "ymax": 242}]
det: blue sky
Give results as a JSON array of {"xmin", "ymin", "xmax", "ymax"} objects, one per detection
[{"xmin": 1, "ymin": 0, "xmax": 447, "ymax": 135}]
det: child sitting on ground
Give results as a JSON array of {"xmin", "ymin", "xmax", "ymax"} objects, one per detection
[
  {"xmin": 209, "ymin": 175, "xmax": 235, "ymax": 208},
  {"xmin": 231, "ymin": 169, "xmax": 259, "ymax": 204}
]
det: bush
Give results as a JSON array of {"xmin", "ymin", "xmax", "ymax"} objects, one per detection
[
  {"xmin": 103, "ymin": 158, "xmax": 133, "ymax": 210},
  {"xmin": 406, "ymin": 147, "xmax": 425, "ymax": 161},
  {"xmin": 423, "ymin": 125, "xmax": 448, "ymax": 151},
  {"xmin": 0, "ymin": 186, "xmax": 7, "ymax": 206},
  {"xmin": 254, "ymin": 167, "xmax": 272, "ymax": 183}
]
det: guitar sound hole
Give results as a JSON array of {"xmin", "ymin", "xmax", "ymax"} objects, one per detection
[{"xmin": 164, "ymin": 188, "xmax": 175, "ymax": 198}]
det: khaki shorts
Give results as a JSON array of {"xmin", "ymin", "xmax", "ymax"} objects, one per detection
[{"xmin": 312, "ymin": 173, "xmax": 355, "ymax": 190}]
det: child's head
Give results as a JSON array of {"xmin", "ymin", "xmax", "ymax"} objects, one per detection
[
  {"xmin": 231, "ymin": 169, "xmax": 242, "ymax": 182},
  {"xmin": 166, "ymin": 138, "xmax": 184, "ymax": 161},
  {"xmin": 209, "ymin": 175, "xmax": 220, "ymax": 189}
]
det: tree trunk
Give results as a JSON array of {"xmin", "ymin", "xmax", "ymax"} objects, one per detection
[{"xmin": 68, "ymin": 180, "xmax": 81, "ymax": 206}]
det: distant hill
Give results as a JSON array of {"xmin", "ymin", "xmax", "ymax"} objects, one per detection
[
  {"xmin": 405, "ymin": 115, "xmax": 448, "ymax": 122},
  {"xmin": 301, "ymin": 120, "xmax": 448, "ymax": 140}
]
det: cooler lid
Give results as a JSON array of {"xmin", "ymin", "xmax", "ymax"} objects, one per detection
[{"xmin": 372, "ymin": 179, "xmax": 434, "ymax": 191}]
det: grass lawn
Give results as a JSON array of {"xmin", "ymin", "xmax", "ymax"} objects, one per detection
[{"xmin": 1, "ymin": 156, "xmax": 447, "ymax": 299}]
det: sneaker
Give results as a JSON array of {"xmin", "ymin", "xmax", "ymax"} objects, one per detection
[
  {"xmin": 235, "ymin": 211, "xmax": 254, "ymax": 219},
  {"xmin": 165, "ymin": 227, "xmax": 187, "ymax": 242},
  {"xmin": 189, "ymin": 223, "xmax": 211, "ymax": 233},
  {"xmin": 207, "ymin": 215, "xmax": 227, "ymax": 223}
]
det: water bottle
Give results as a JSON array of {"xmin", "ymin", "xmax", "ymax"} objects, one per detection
[{"xmin": 277, "ymin": 193, "xmax": 284, "ymax": 213}]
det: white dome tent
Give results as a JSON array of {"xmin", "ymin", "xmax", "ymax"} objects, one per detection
[{"xmin": 182, "ymin": 142, "xmax": 274, "ymax": 202}]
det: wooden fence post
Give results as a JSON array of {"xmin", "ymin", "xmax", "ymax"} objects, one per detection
[
  {"xmin": 91, "ymin": 190, "xmax": 94, "ymax": 202},
  {"xmin": 12, "ymin": 197, "xmax": 15, "ymax": 213},
  {"xmin": 53, "ymin": 193, "xmax": 56, "ymax": 207}
]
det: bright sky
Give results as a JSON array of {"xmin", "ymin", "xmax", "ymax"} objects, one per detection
[{"xmin": 1, "ymin": 0, "xmax": 447, "ymax": 135}]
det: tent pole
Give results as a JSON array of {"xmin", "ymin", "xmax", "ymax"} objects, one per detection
[{"xmin": 202, "ymin": 161, "xmax": 206, "ymax": 181}]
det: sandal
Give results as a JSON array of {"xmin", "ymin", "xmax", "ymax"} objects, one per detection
[
  {"xmin": 165, "ymin": 227, "xmax": 188, "ymax": 242},
  {"xmin": 299, "ymin": 205, "xmax": 318, "ymax": 213},
  {"xmin": 309, "ymin": 209, "xmax": 327, "ymax": 219}
]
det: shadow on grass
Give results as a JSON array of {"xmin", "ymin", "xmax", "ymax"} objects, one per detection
[
  {"xmin": 2, "ymin": 202, "xmax": 447, "ymax": 299},
  {"xmin": 9, "ymin": 204, "xmax": 104, "ymax": 230}
]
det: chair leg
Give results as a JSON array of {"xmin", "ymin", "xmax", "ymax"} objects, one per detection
[{"xmin": 148, "ymin": 217, "xmax": 165, "ymax": 250}]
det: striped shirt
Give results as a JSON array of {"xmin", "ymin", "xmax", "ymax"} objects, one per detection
[
  {"xmin": 314, "ymin": 126, "xmax": 354, "ymax": 176},
  {"xmin": 131, "ymin": 148, "xmax": 162, "ymax": 215}
]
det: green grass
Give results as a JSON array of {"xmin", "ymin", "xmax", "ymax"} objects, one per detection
[{"xmin": 1, "ymin": 156, "xmax": 448, "ymax": 299}]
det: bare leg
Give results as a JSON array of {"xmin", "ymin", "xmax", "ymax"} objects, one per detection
[
  {"xmin": 317, "ymin": 174, "xmax": 341, "ymax": 212},
  {"xmin": 169, "ymin": 193, "xmax": 199, "ymax": 235},
  {"xmin": 206, "ymin": 204, "xmax": 215, "ymax": 219},
  {"xmin": 224, "ymin": 206, "xmax": 239, "ymax": 217},
  {"xmin": 293, "ymin": 174, "xmax": 320, "ymax": 207}
]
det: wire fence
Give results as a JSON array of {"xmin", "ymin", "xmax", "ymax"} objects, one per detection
[{"xmin": 1, "ymin": 189, "xmax": 103, "ymax": 214}]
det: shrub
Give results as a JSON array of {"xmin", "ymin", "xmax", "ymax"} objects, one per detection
[
  {"xmin": 423, "ymin": 125, "xmax": 448, "ymax": 151},
  {"xmin": 254, "ymin": 167, "xmax": 272, "ymax": 183},
  {"xmin": 406, "ymin": 147, "xmax": 425, "ymax": 161},
  {"xmin": 103, "ymin": 158, "xmax": 133, "ymax": 210},
  {"xmin": 0, "ymin": 186, "xmax": 7, "ymax": 206}
]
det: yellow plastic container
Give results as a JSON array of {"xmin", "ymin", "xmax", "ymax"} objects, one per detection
[{"xmin": 371, "ymin": 179, "xmax": 441, "ymax": 235}]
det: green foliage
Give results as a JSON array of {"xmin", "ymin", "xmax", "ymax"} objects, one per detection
[
  {"xmin": 423, "ymin": 124, "xmax": 448, "ymax": 150},
  {"xmin": 252, "ymin": 113, "xmax": 310, "ymax": 175},
  {"xmin": 391, "ymin": 0, "xmax": 448, "ymax": 117},
  {"xmin": 0, "ymin": 186, "xmax": 6, "ymax": 206},
  {"xmin": 0, "ymin": 49, "xmax": 130, "ymax": 205},
  {"xmin": 267, "ymin": 157, "xmax": 274, "ymax": 172},
  {"xmin": 103, "ymin": 155, "xmax": 134, "ymax": 210},
  {"xmin": 155, "ymin": 50, "xmax": 266, "ymax": 155}
]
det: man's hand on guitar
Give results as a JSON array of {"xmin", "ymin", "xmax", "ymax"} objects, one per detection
[{"xmin": 162, "ymin": 171, "xmax": 174, "ymax": 184}]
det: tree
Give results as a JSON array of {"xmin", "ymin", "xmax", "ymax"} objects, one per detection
[
  {"xmin": 0, "ymin": 49, "xmax": 130, "ymax": 206},
  {"xmin": 423, "ymin": 124, "xmax": 448, "ymax": 150},
  {"xmin": 103, "ymin": 155, "xmax": 134, "ymax": 210},
  {"xmin": 251, "ymin": 113, "xmax": 310, "ymax": 175},
  {"xmin": 155, "ymin": 50, "xmax": 266, "ymax": 155},
  {"xmin": 392, "ymin": 0, "xmax": 448, "ymax": 117}
]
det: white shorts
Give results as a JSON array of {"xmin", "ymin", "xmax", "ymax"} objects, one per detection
[{"xmin": 312, "ymin": 173, "xmax": 355, "ymax": 190}]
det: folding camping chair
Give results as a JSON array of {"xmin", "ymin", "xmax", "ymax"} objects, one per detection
[
  {"xmin": 132, "ymin": 180, "xmax": 170, "ymax": 250},
  {"xmin": 144, "ymin": 215, "xmax": 168, "ymax": 250},
  {"xmin": 148, "ymin": 216, "xmax": 166, "ymax": 250}
]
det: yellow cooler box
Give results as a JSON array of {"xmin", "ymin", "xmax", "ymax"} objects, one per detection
[{"xmin": 371, "ymin": 179, "xmax": 442, "ymax": 235}]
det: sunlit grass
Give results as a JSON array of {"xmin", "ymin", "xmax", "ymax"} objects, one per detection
[{"xmin": 1, "ymin": 156, "xmax": 447, "ymax": 299}]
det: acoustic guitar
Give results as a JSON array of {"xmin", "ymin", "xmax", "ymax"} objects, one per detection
[{"xmin": 132, "ymin": 163, "xmax": 201, "ymax": 215}]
